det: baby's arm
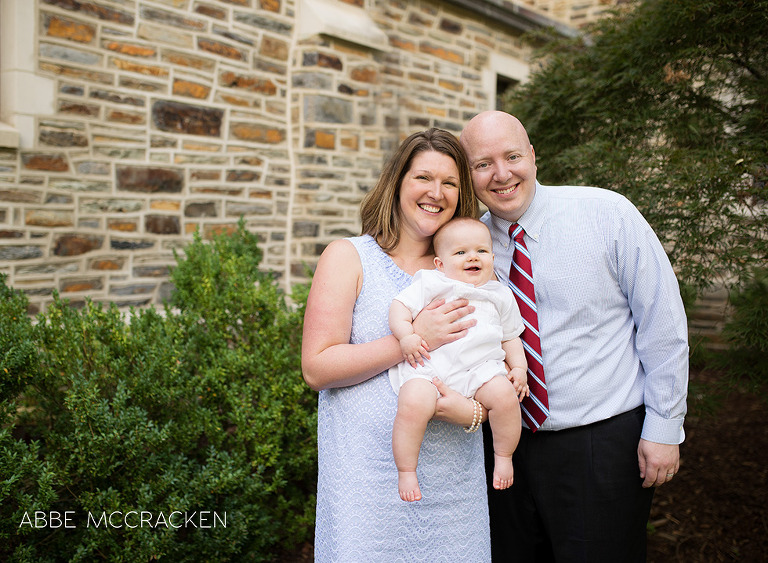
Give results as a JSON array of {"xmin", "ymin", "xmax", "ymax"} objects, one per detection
[
  {"xmin": 389, "ymin": 299, "xmax": 430, "ymax": 367},
  {"xmin": 502, "ymin": 337, "xmax": 528, "ymax": 401}
]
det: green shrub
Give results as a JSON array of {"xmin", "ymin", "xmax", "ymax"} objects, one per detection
[
  {"xmin": 720, "ymin": 268, "xmax": 768, "ymax": 394},
  {"xmin": 0, "ymin": 222, "xmax": 316, "ymax": 562}
]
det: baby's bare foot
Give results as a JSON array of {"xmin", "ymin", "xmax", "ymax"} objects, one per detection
[
  {"xmin": 492, "ymin": 454, "xmax": 514, "ymax": 490},
  {"xmin": 398, "ymin": 471, "xmax": 422, "ymax": 502}
]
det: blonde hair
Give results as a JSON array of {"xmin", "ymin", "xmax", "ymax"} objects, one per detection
[{"xmin": 360, "ymin": 128, "xmax": 478, "ymax": 252}]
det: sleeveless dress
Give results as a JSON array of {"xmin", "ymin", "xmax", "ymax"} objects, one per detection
[{"xmin": 314, "ymin": 235, "xmax": 491, "ymax": 562}]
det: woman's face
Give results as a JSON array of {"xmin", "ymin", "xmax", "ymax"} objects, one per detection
[{"xmin": 397, "ymin": 150, "xmax": 460, "ymax": 244}]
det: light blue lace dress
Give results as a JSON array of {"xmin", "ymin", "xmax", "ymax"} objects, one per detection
[{"xmin": 314, "ymin": 235, "xmax": 491, "ymax": 562}]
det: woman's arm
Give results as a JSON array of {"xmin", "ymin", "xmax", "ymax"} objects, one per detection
[{"xmin": 301, "ymin": 239, "xmax": 403, "ymax": 391}]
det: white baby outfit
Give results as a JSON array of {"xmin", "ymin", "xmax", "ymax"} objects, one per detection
[{"xmin": 389, "ymin": 269, "xmax": 524, "ymax": 398}]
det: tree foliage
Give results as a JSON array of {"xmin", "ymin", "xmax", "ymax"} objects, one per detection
[{"xmin": 505, "ymin": 0, "xmax": 768, "ymax": 290}]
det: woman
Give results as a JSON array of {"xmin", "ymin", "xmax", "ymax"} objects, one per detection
[{"xmin": 302, "ymin": 128, "xmax": 490, "ymax": 561}]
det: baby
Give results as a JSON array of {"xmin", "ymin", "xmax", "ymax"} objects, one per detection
[{"xmin": 389, "ymin": 217, "xmax": 528, "ymax": 502}]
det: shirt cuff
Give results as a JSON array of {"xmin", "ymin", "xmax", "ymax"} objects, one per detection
[{"xmin": 641, "ymin": 411, "xmax": 685, "ymax": 445}]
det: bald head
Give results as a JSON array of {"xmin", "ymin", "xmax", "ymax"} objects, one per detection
[
  {"xmin": 459, "ymin": 111, "xmax": 530, "ymax": 156},
  {"xmin": 459, "ymin": 110, "xmax": 538, "ymax": 223}
]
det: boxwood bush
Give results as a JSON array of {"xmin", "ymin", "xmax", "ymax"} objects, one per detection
[{"xmin": 0, "ymin": 222, "xmax": 317, "ymax": 562}]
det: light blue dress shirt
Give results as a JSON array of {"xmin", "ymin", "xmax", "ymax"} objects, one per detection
[{"xmin": 481, "ymin": 182, "xmax": 688, "ymax": 444}]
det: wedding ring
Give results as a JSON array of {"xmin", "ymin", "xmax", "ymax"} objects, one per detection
[{"xmin": 666, "ymin": 473, "xmax": 674, "ymax": 477}]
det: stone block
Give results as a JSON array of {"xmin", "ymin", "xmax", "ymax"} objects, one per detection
[
  {"xmin": 303, "ymin": 52, "xmax": 343, "ymax": 71},
  {"xmin": 117, "ymin": 165, "xmax": 184, "ymax": 193},
  {"xmin": 90, "ymin": 89, "xmax": 146, "ymax": 106},
  {"xmin": 350, "ymin": 66, "xmax": 378, "ymax": 83},
  {"xmin": 152, "ymin": 100, "xmax": 224, "ymax": 136},
  {"xmin": 39, "ymin": 62, "xmax": 113, "ymax": 85},
  {"xmin": 0, "ymin": 189, "xmax": 43, "ymax": 203},
  {"xmin": 110, "ymin": 57, "xmax": 169, "ymax": 77},
  {"xmin": 225, "ymin": 203, "xmax": 272, "ymax": 216},
  {"xmin": 150, "ymin": 200, "xmax": 181, "ymax": 211},
  {"xmin": 133, "ymin": 265, "xmax": 169, "ymax": 277},
  {"xmin": 140, "ymin": 6, "xmax": 206, "ymax": 30},
  {"xmin": 16, "ymin": 262, "xmax": 79, "ymax": 275},
  {"xmin": 90, "ymin": 258, "xmax": 125, "ymax": 271},
  {"xmin": 419, "ymin": 41, "xmax": 464, "ymax": 64},
  {"xmin": 203, "ymin": 223, "xmax": 239, "ymax": 238},
  {"xmin": 110, "ymin": 283, "xmax": 156, "ymax": 295},
  {"xmin": 260, "ymin": 35, "xmax": 289, "ymax": 60},
  {"xmin": 226, "ymin": 170, "xmax": 261, "ymax": 182},
  {"xmin": 60, "ymin": 277, "xmax": 104, "ymax": 292},
  {"xmin": 439, "ymin": 18, "xmax": 463, "ymax": 34},
  {"xmin": 43, "ymin": 14, "xmax": 96, "ymax": 43},
  {"xmin": 39, "ymin": 128, "xmax": 89, "ymax": 147},
  {"xmin": 161, "ymin": 50, "xmax": 216, "ymax": 71},
  {"xmin": 139, "ymin": 23, "xmax": 194, "ymax": 48},
  {"xmin": 58, "ymin": 101, "xmax": 100, "ymax": 117},
  {"xmin": 194, "ymin": 4, "xmax": 227, "ymax": 20},
  {"xmin": 40, "ymin": 43, "xmax": 102, "ymax": 65},
  {"xmin": 173, "ymin": 79, "xmax": 211, "ymax": 99},
  {"xmin": 185, "ymin": 202, "xmax": 217, "ymax": 217},
  {"xmin": 293, "ymin": 221, "xmax": 319, "ymax": 237},
  {"xmin": 108, "ymin": 219, "xmax": 138, "ymax": 232},
  {"xmin": 102, "ymin": 40, "xmax": 156, "ymax": 57},
  {"xmin": 260, "ymin": 0, "xmax": 281, "ymax": 12},
  {"xmin": 21, "ymin": 153, "xmax": 69, "ymax": 172},
  {"xmin": 107, "ymin": 109, "xmax": 147, "ymax": 125},
  {"xmin": 111, "ymin": 239, "xmax": 155, "ymax": 250},
  {"xmin": 233, "ymin": 13, "xmax": 293, "ymax": 36},
  {"xmin": 25, "ymin": 210, "xmax": 74, "ymax": 227},
  {"xmin": 219, "ymin": 71, "xmax": 278, "ymax": 94},
  {"xmin": 198, "ymin": 38, "xmax": 247, "ymax": 61},
  {"xmin": 304, "ymin": 95, "xmax": 353, "ymax": 123},
  {"xmin": 145, "ymin": 215, "xmax": 181, "ymax": 234},
  {"xmin": 230, "ymin": 123, "xmax": 285, "ymax": 144},
  {"xmin": 42, "ymin": 0, "xmax": 135, "ymax": 25},
  {"xmin": 53, "ymin": 234, "xmax": 104, "ymax": 256}
]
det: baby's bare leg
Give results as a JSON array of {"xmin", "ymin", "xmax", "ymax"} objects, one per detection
[
  {"xmin": 392, "ymin": 378, "xmax": 438, "ymax": 502},
  {"xmin": 474, "ymin": 376, "xmax": 521, "ymax": 490}
]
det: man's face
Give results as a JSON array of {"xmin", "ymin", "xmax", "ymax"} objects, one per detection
[{"xmin": 461, "ymin": 113, "xmax": 538, "ymax": 223}]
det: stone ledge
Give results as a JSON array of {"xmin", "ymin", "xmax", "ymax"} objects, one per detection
[
  {"xmin": 298, "ymin": 0, "xmax": 390, "ymax": 52},
  {"xmin": 0, "ymin": 122, "xmax": 20, "ymax": 148}
]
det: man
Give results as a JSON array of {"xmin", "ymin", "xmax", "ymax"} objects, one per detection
[{"xmin": 459, "ymin": 111, "xmax": 688, "ymax": 562}]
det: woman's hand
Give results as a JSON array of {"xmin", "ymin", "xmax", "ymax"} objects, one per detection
[
  {"xmin": 412, "ymin": 298, "xmax": 476, "ymax": 352},
  {"xmin": 432, "ymin": 377, "xmax": 486, "ymax": 426}
]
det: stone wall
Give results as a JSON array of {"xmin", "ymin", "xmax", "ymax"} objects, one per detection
[
  {"xmin": 0, "ymin": 0, "xmax": 543, "ymax": 313},
  {"xmin": 519, "ymin": 0, "xmax": 631, "ymax": 27}
]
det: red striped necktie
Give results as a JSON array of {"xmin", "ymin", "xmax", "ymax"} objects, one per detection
[{"xmin": 508, "ymin": 223, "xmax": 549, "ymax": 431}]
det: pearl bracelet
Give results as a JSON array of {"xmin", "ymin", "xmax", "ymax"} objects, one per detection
[{"xmin": 464, "ymin": 399, "xmax": 482, "ymax": 433}]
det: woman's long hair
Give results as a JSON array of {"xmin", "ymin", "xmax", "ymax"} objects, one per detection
[{"xmin": 360, "ymin": 128, "xmax": 478, "ymax": 253}]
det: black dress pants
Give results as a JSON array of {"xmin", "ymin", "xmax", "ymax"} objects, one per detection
[{"xmin": 483, "ymin": 406, "xmax": 655, "ymax": 563}]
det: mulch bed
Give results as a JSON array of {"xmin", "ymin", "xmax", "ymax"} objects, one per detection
[{"xmin": 647, "ymin": 371, "xmax": 768, "ymax": 562}]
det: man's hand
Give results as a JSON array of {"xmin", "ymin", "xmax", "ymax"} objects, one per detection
[{"xmin": 638, "ymin": 439, "xmax": 680, "ymax": 488}]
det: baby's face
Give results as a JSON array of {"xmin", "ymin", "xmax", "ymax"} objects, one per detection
[{"xmin": 434, "ymin": 222, "xmax": 495, "ymax": 286}]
